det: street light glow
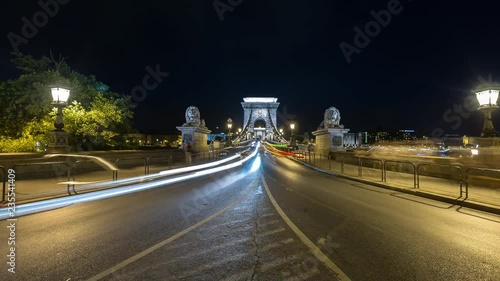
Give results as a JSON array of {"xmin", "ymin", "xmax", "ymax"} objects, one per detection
[
  {"xmin": 473, "ymin": 87, "xmax": 499, "ymax": 136},
  {"xmin": 51, "ymin": 87, "xmax": 70, "ymax": 103},
  {"xmin": 476, "ymin": 90, "xmax": 499, "ymax": 107},
  {"xmin": 290, "ymin": 123, "xmax": 295, "ymax": 130}
]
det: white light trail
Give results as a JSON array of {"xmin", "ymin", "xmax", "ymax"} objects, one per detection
[
  {"xmin": 42, "ymin": 149, "xmax": 250, "ymax": 193},
  {"xmin": 0, "ymin": 145, "xmax": 260, "ymax": 220}
]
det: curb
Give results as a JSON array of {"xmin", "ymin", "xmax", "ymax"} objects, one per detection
[{"xmin": 288, "ymin": 156, "xmax": 500, "ymax": 215}]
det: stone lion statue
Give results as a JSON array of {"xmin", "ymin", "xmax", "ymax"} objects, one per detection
[
  {"xmin": 318, "ymin": 106, "xmax": 341, "ymax": 129},
  {"xmin": 184, "ymin": 106, "xmax": 201, "ymax": 127}
]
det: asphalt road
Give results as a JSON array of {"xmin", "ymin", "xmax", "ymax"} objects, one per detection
[{"xmin": 1, "ymin": 147, "xmax": 499, "ymax": 280}]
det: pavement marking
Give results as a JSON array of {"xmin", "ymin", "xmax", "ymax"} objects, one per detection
[
  {"xmin": 260, "ymin": 219, "xmax": 280, "ymax": 227},
  {"xmin": 261, "ymin": 238, "xmax": 295, "ymax": 252},
  {"xmin": 220, "ymin": 269, "xmax": 253, "ymax": 281},
  {"xmin": 167, "ymin": 237, "xmax": 252, "ymax": 263},
  {"xmin": 86, "ymin": 179, "xmax": 261, "ymax": 281},
  {"xmin": 261, "ymin": 213, "xmax": 275, "ymax": 217},
  {"xmin": 174, "ymin": 253, "xmax": 248, "ymax": 279},
  {"xmin": 203, "ymin": 218, "xmax": 252, "ymax": 230},
  {"xmin": 260, "ymin": 254, "xmax": 302, "ymax": 271},
  {"xmin": 261, "ymin": 175, "xmax": 351, "ymax": 281},
  {"xmin": 285, "ymin": 267, "xmax": 320, "ymax": 281},
  {"xmin": 258, "ymin": 227, "xmax": 285, "ymax": 237}
]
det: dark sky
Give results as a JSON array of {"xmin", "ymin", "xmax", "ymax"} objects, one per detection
[{"xmin": 2, "ymin": 0, "xmax": 500, "ymax": 136}]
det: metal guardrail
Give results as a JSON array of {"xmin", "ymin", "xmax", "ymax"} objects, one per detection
[
  {"xmin": 359, "ymin": 157, "xmax": 384, "ymax": 181},
  {"xmin": 465, "ymin": 167, "xmax": 500, "ymax": 199},
  {"xmin": 382, "ymin": 160, "xmax": 417, "ymax": 188},
  {"xmin": 0, "ymin": 148, "xmax": 241, "ymax": 199},
  {"xmin": 312, "ymin": 153, "xmax": 500, "ymax": 196},
  {"xmin": 13, "ymin": 162, "xmax": 72, "ymax": 194},
  {"xmin": 417, "ymin": 163, "xmax": 463, "ymax": 196},
  {"xmin": 71, "ymin": 159, "xmax": 118, "ymax": 193},
  {"xmin": 115, "ymin": 157, "xmax": 147, "ymax": 176},
  {"xmin": 146, "ymin": 155, "xmax": 172, "ymax": 174}
]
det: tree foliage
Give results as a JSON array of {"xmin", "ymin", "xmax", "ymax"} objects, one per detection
[{"xmin": 0, "ymin": 53, "xmax": 135, "ymax": 152}]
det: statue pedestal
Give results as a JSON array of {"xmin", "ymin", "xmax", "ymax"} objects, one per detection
[
  {"xmin": 312, "ymin": 127, "xmax": 350, "ymax": 155},
  {"xmin": 47, "ymin": 130, "xmax": 69, "ymax": 153},
  {"xmin": 177, "ymin": 126, "xmax": 211, "ymax": 152}
]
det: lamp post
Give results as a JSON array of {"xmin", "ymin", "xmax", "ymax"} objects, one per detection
[
  {"xmin": 227, "ymin": 118, "xmax": 233, "ymax": 146},
  {"xmin": 474, "ymin": 88, "xmax": 499, "ymax": 137},
  {"xmin": 47, "ymin": 86, "xmax": 70, "ymax": 153},
  {"xmin": 290, "ymin": 123, "xmax": 295, "ymax": 146}
]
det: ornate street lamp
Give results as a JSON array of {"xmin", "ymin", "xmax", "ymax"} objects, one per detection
[
  {"xmin": 47, "ymin": 86, "xmax": 70, "ymax": 153},
  {"xmin": 474, "ymin": 87, "xmax": 499, "ymax": 137},
  {"xmin": 290, "ymin": 123, "xmax": 295, "ymax": 146},
  {"xmin": 226, "ymin": 118, "xmax": 233, "ymax": 146}
]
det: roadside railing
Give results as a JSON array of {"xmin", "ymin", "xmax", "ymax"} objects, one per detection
[
  {"xmin": 0, "ymin": 147, "xmax": 243, "ymax": 201},
  {"xmin": 146, "ymin": 155, "xmax": 173, "ymax": 174},
  {"xmin": 69, "ymin": 159, "xmax": 118, "ymax": 192},
  {"xmin": 417, "ymin": 163, "xmax": 462, "ymax": 197},
  {"xmin": 359, "ymin": 157, "xmax": 384, "ymax": 182},
  {"xmin": 115, "ymin": 157, "xmax": 147, "ymax": 176},
  {"xmin": 383, "ymin": 160, "xmax": 417, "ymax": 188},
  {"xmin": 12, "ymin": 162, "xmax": 72, "ymax": 195},
  {"xmin": 465, "ymin": 167, "xmax": 500, "ymax": 203},
  {"xmin": 290, "ymin": 151, "xmax": 500, "ymax": 205}
]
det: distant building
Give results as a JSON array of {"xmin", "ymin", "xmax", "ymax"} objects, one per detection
[
  {"xmin": 343, "ymin": 132, "xmax": 370, "ymax": 147},
  {"xmin": 125, "ymin": 133, "xmax": 182, "ymax": 147},
  {"xmin": 343, "ymin": 133, "xmax": 358, "ymax": 147},
  {"xmin": 395, "ymin": 129, "xmax": 417, "ymax": 141},
  {"xmin": 368, "ymin": 131, "xmax": 392, "ymax": 143}
]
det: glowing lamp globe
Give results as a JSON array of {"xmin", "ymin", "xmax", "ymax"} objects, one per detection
[
  {"xmin": 473, "ymin": 87, "xmax": 500, "ymax": 137},
  {"xmin": 475, "ymin": 89, "xmax": 499, "ymax": 108},
  {"xmin": 51, "ymin": 87, "xmax": 70, "ymax": 103}
]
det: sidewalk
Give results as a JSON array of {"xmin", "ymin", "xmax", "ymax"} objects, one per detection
[{"xmin": 291, "ymin": 155, "xmax": 500, "ymax": 214}]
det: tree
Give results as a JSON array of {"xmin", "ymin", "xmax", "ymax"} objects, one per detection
[{"xmin": 0, "ymin": 53, "xmax": 135, "ymax": 152}]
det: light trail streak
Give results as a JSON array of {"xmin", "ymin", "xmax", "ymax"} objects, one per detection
[{"xmin": 0, "ymin": 144, "xmax": 260, "ymax": 220}]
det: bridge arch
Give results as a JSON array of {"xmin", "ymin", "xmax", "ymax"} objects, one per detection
[{"xmin": 234, "ymin": 97, "xmax": 288, "ymax": 143}]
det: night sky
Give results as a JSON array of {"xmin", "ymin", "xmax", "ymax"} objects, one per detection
[{"xmin": 2, "ymin": 0, "xmax": 500, "ymax": 136}]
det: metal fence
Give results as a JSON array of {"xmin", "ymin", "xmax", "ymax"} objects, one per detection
[
  {"xmin": 293, "ymin": 151, "xmax": 500, "ymax": 204},
  {"xmin": 0, "ymin": 148, "xmax": 241, "ymax": 201}
]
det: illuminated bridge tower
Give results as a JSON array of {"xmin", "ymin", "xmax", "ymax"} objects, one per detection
[{"xmin": 234, "ymin": 97, "xmax": 288, "ymax": 143}]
